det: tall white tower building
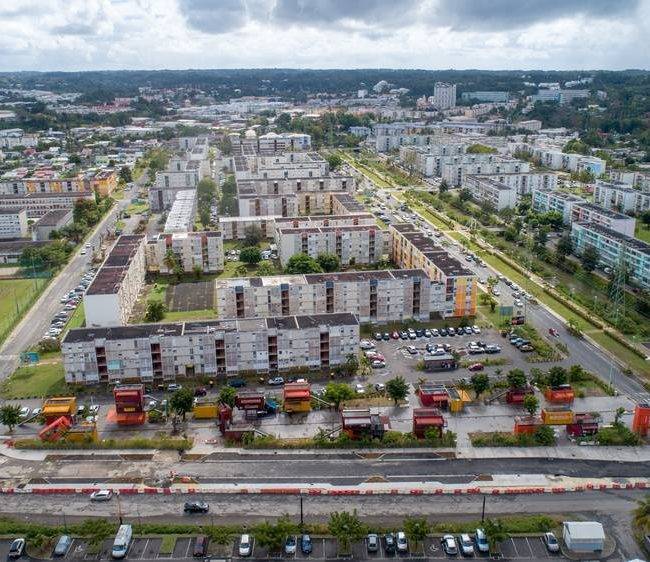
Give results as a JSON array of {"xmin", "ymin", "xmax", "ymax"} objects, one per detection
[{"xmin": 432, "ymin": 82, "xmax": 457, "ymax": 110}]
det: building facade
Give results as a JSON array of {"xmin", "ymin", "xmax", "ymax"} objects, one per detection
[
  {"xmin": 62, "ymin": 313, "xmax": 360, "ymax": 384},
  {"xmin": 571, "ymin": 202, "xmax": 636, "ymax": 237},
  {"xmin": 432, "ymin": 82, "xmax": 457, "ymax": 110},
  {"xmin": 532, "ymin": 188, "xmax": 586, "ymax": 223},
  {"xmin": 0, "ymin": 192, "xmax": 95, "ymax": 218},
  {"xmin": 464, "ymin": 176, "xmax": 517, "ymax": 211},
  {"xmin": 593, "ymin": 180, "xmax": 650, "ymax": 214},
  {"xmin": 0, "ymin": 209, "xmax": 28, "ymax": 239},
  {"xmin": 145, "ymin": 231, "xmax": 224, "ymax": 274}
]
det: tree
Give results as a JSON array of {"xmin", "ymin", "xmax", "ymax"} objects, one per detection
[
  {"xmin": 386, "ymin": 376, "xmax": 409, "ymax": 405},
  {"xmin": 403, "ymin": 517, "xmax": 429, "ymax": 551},
  {"xmin": 614, "ymin": 406, "xmax": 626, "ymax": 426},
  {"xmin": 506, "ymin": 369, "xmax": 527, "ymax": 389},
  {"xmin": 169, "ymin": 388, "xmax": 194, "ymax": 421},
  {"xmin": 257, "ymin": 262, "xmax": 276, "ymax": 276},
  {"xmin": 580, "ymin": 246, "xmax": 600, "ymax": 273},
  {"xmin": 0, "ymin": 404, "xmax": 22, "ymax": 432},
  {"xmin": 243, "ymin": 225, "xmax": 263, "ymax": 247},
  {"xmin": 633, "ymin": 495, "xmax": 650, "ymax": 530},
  {"xmin": 323, "ymin": 382, "xmax": 355, "ymax": 408},
  {"xmin": 326, "ymin": 153, "xmax": 343, "ymax": 171},
  {"xmin": 640, "ymin": 210, "xmax": 650, "ymax": 227},
  {"xmin": 470, "ymin": 373, "xmax": 490, "ymax": 399},
  {"xmin": 240, "ymin": 246, "xmax": 262, "ymax": 265},
  {"xmin": 68, "ymin": 154, "xmax": 82, "ymax": 165},
  {"xmin": 556, "ymin": 234, "xmax": 573, "ymax": 261},
  {"xmin": 163, "ymin": 249, "xmax": 179, "ymax": 274},
  {"xmin": 145, "ymin": 301, "xmax": 166, "ymax": 322},
  {"xmin": 523, "ymin": 394, "xmax": 539, "ymax": 417},
  {"xmin": 254, "ymin": 516, "xmax": 297, "ymax": 553},
  {"xmin": 438, "ymin": 179, "xmax": 449, "ymax": 194},
  {"xmin": 316, "ymin": 253, "xmax": 341, "ymax": 273},
  {"xmin": 547, "ymin": 366, "xmax": 568, "ymax": 388},
  {"xmin": 328, "ymin": 511, "xmax": 365, "ymax": 554},
  {"xmin": 483, "ymin": 519, "xmax": 508, "ymax": 555},
  {"xmin": 218, "ymin": 386, "xmax": 237, "ymax": 408},
  {"xmin": 459, "ymin": 188, "xmax": 472, "ymax": 203},
  {"xmin": 534, "ymin": 425, "xmax": 556, "ymax": 446},
  {"xmin": 284, "ymin": 253, "xmax": 323, "ymax": 274},
  {"xmin": 119, "ymin": 166, "xmax": 132, "ymax": 184}
]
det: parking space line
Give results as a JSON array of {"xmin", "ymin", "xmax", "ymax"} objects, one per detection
[
  {"xmin": 510, "ymin": 538, "xmax": 520, "ymax": 558},
  {"xmin": 141, "ymin": 539, "xmax": 150, "ymax": 560},
  {"xmin": 184, "ymin": 539, "xmax": 191, "ymax": 559}
]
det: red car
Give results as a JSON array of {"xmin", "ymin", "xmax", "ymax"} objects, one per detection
[
  {"xmin": 548, "ymin": 328, "xmax": 559, "ymax": 337},
  {"xmin": 391, "ymin": 331, "xmax": 400, "ymax": 340},
  {"xmin": 468, "ymin": 363, "xmax": 484, "ymax": 371}
]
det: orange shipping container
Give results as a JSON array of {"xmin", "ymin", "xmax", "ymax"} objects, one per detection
[
  {"xmin": 541, "ymin": 408, "xmax": 574, "ymax": 425},
  {"xmin": 544, "ymin": 386, "xmax": 575, "ymax": 403}
]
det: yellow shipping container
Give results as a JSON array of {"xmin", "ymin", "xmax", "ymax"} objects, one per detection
[
  {"xmin": 193, "ymin": 402, "xmax": 219, "ymax": 419},
  {"xmin": 541, "ymin": 408, "xmax": 574, "ymax": 425}
]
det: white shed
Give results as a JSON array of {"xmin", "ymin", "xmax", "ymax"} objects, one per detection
[{"xmin": 563, "ymin": 521, "xmax": 605, "ymax": 552}]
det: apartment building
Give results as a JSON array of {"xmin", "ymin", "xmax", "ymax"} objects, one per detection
[
  {"xmin": 84, "ymin": 235, "xmax": 146, "ymax": 327},
  {"xmin": 389, "ymin": 223, "xmax": 477, "ymax": 318},
  {"xmin": 510, "ymin": 143, "xmax": 606, "ymax": 175},
  {"xmin": 571, "ymin": 222, "xmax": 649, "ymax": 289},
  {"xmin": 238, "ymin": 193, "xmax": 298, "ymax": 217},
  {"xmin": 215, "ymin": 269, "xmax": 439, "ymax": 323},
  {"xmin": 441, "ymin": 154, "xmax": 529, "ymax": 186},
  {"xmin": 0, "ymin": 239, "xmax": 50, "ymax": 264},
  {"xmin": 257, "ymin": 132, "xmax": 311, "ymax": 152},
  {"xmin": 233, "ymin": 151, "xmax": 330, "ymax": 181},
  {"xmin": 218, "ymin": 215, "xmax": 279, "ymax": 240},
  {"xmin": 0, "ymin": 191, "xmax": 95, "ymax": 218},
  {"xmin": 431, "ymin": 82, "xmax": 457, "ymax": 110},
  {"xmin": 593, "ymin": 180, "xmax": 650, "ymax": 213},
  {"xmin": 0, "ymin": 168, "xmax": 117, "ymax": 197},
  {"xmin": 481, "ymin": 171, "xmax": 557, "ymax": 195},
  {"xmin": 61, "ymin": 312, "xmax": 360, "ymax": 384},
  {"xmin": 32, "ymin": 209, "xmax": 73, "ymax": 241},
  {"xmin": 277, "ymin": 224, "xmax": 386, "ymax": 267},
  {"xmin": 0, "ymin": 129, "xmax": 38, "ymax": 149},
  {"xmin": 330, "ymin": 192, "xmax": 368, "ymax": 215},
  {"xmin": 571, "ymin": 202, "xmax": 636, "ymax": 237},
  {"xmin": 461, "ymin": 91, "xmax": 509, "ymax": 103},
  {"xmin": 399, "ymin": 143, "xmax": 466, "ymax": 177},
  {"xmin": 532, "ymin": 188, "xmax": 584, "ymax": 223},
  {"xmin": 464, "ymin": 176, "xmax": 517, "ymax": 211},
  {"xmin": 274, "ymin": 213, "xmax": 376, "ymax": 231},
  {"xmin": 531, "ymin": 89, "xmax": 589, "ymax": 105},
  {"xmin": 0, "ymin": 209, "xmax": 28, "ymax": 239},
  {"xmin": 163, "ymin": 190, "xmax": 196, "ymax": 233},
  {"xmin": 145, "ymin": 231, "xmax": 224, "ymax": 274}
]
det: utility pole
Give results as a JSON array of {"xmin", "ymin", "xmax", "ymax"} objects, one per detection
[
  {"xmin": 481, "ymin": 496, "xmax": 486, "ymax": 523},
  {"xmin": 299, "ymin": 495, "xmax": 304, "ymax": 530}
]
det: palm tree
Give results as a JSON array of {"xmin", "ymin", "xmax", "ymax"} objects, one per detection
[
  {"xmin": 633, "ymin": 495, "xmax": 650, "ymax": 531},
  {"xmin": 483, "ymin": 519, "xmax": 508, "ymax": 555}
]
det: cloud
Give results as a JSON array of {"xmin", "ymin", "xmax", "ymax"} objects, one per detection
[
  {"xmin": 51, "ymin": 23, "xmax": 96, "ymax": 36},
  {"xmin": 177, "ymin": 0, "xmax": 249, "ymax": 33},
  {"xmin": 435, "ymin": 0, "xmax": 640, "ymax": 30}
]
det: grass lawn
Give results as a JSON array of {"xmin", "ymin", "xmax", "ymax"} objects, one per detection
[
  {"xmin": 164, "ymin": 309, "xmax": 217, "ymax": 322},
  {"xmin": 635, "ymin": 223, "xmax": 650, "ymax": 244},
  {"xmin": 159, "ymin": 536, "xmax": 177, "ymax": 555},
  {"xmin": 66, "ymin": 302, "xmax": 85, "ymax": 330},
  {"xmin": 0, "ymin": 277, "xmax": 49, "ymax": 345},
  {"xmin": 1, "ymin": 357, "xmax": 67, "ymax": 399},
  {"xmin": 126, "ymin": 200, "xmax": 150, "ymax": 215},
  {"xmin": 411, "ymin": 202, "xmax": 452, "ymax": 230}
]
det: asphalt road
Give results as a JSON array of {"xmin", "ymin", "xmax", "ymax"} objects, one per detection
[{"xmin": 0, "ymin": 181, "xmax": 142, "ymax": 381}]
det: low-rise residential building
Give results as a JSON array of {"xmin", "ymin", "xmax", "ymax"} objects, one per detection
[
  {"xmin": 461, "ymin": 91, "xmax": 509, "ymax": 103},
  {"xmin": 0, "ymin": 208, "xmax": 28, "ymax": 239},
  {"xmin": 571, "ymin": 202, "xmax": 636, "ymax": 237},
  {"xmin": 163, "ymin": 190, "xmax": 196, "ymax": 233},
  {"xmin": 32, "ymin": 209, "xmax": 73, "ymax": 241},
  {"xmin": 145, "ymin": 231, "xmax": 224, "ymax": 274},
  {"xmin": 571, "ymin": 222, "xmax": 649, "ymax": 289},
  {"xmin": 84, "ymin": 235, "xmax": 146, "ymax": 327},
  {"xmin": 464, "ymin": 176, "xmax": 517, "ymax": 210},
  {"xmin": 532, "ymin": 188, "xmax": 585, "ymax": 223},
  {"xmin": 389, "ymin": 223, "xmax": 477, "ymax": 318},
  {"xmin": 0, "ymin": 239, "xmax": 50, "ymax": 264},
  {"xmin": 218, "ymin": 215, "xmax": 280, "ymax": 240},
  {"xmin": 593, "ymin": 180, "xmax": 650, "ymax": 213},
  {"xmin": 0, "ymin": 191, "xmax": 95, "ymax": 218},
  {"xmin": 215, "ymin": 269, "xmax": 439, "ymax": 323},
  {"xmin": 277, "ymin": 224, "xmax": 386, "ymax": 267},
  {"xmin": 61, "ymin": 312, "xmax": 360, "ymax": 384}
]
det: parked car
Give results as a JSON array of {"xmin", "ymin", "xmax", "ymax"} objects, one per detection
[
  {"xmin": 384, "ymin": 534, "xmax": 396, "ymax": 555},
  {"xmin": 355, "ymin": 383, "xmax": 366, "ymax": 395},
  {"xmin": 194, "ymin": 387, "xmax": 207, "ymax": 397},
  {"xmin": 32, "ymin": 407, "xmax": 42, "ymax": 417},
  {"xmin": 391, "ymin": 331, "xmax": 400, "ymax": 340},
  {"xmin": 238, "ymin": 534, "xmax": 252, "ymax": 557},
  {"xmin": 300, "ymin": 535, "xmax": 313, "ymax": 554},
  {"xmin": 193, "ymin": 535, "xmax": 208, "ymax": 557},
  {"xmin": 8, "ymin": 538, "xmax": 25, "ymax": 559},
  {"xmin": 90, "ymin": 490, "xmax": 113, "ymax": 502},
  {"xmin": 431, "ymin": 328, "xmax": 440, "ymax": 337},
  {"xmin": 371, "ymin": 360, "xmax": 386, "ymax": 369},
  {"xmin": 474, "ymin": 529, "xmax": 489, "ymax": 553},
  {"xmin": 360, "ymin": 340, "xmax": 375, "ymax": 350},
  {"xmin": 284, "ymin": 536, "xmax": 297, "ymax": 555},
  {"xmin": 396, "ymin": 532, "xmax": 408, "ymax": 553},
  {"xmin": 228, "ymin": 378, "xmax": 247, "ymax": 388},
  {"xmin": 458, "ymin": 534, "xmax": 474, "ymax": 556},
  {"xmin": 468, "ymin": 363, "xmax": 484, "ymax": 372},
  {"xmin": 54, "ymin": 535, "xmax": 72, "ymax": 557},
  {"xmin": 367, "ymin": 534, "xmax": 379, "ymax": 553},
  {"xmin": 424, "ymin": 329, "xmax": 432, "ymax": 337},
  {"xmin": 519, "ymin": 344, "xmax": 535, "ymax": 352},
  {"xmin": 167, "ymin": 383, "xmax": 182, "ymax": 392},
  {"xmin": 19, "ymin": 407, "xmax": 31, "ymax": 419},
  {"xmin": 382, "ymin": 333, "xmax": 390, "ymax": 341},
  {"xmin": 374, "ymin": 383, "xmax": 386, "ymax": 393},
  {"xmin": 183, "ymin": 501, "xmax": 209, "ymax": 513},
  {"xmin": 374, "ymin": 332, "xmax": 383, "ymax": 341},
  {"xmin": 267, "ymin": 377, "xmax": 285, "ymax": 386},
  {"xmin": 440, "ymin": 328, "xmax": 448, "ymax": 336},
  {"xmin": 543, "ymin": 532, "xmax": 560, "ymax": 553},
  {"xmin": 441, "ymin": 535, "xmax": 458, "ymax": 556},
  {"xmin": 407, "ymin": 345, "xmax": 417, "ymax": 355}
]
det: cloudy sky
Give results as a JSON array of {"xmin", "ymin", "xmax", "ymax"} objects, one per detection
[{"xmin": 0, "ymin": 0, "xmax": 648, "ymax": 71}]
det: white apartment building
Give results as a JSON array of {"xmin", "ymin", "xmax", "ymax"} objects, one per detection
[
  {"xmin": 0, "ymin": 129, "xmax": 38, "ymax": 149},
  {"xmin": 0, "ymin": 209, "xmax": 28, "ymax": 239},
  {"xmin": 571, "ymin": 202, "xmax": 636, "ymax": 237},
  {"xmin": 163, "ymin": 190, "xmax": 196, "ymax": 233},
  {"xmin": 593, "ymin": 180, "xmax": 650, "ymax": 213},
  {"xmin": 532, "ymin": 188, "xmax": 585, "ymax": 223},
  {"xmin": 62, "ymin": 313, "xmax": 360, "ymax": 384},
  {"xmin": 146, "ymin": 231, "xmax": 224, "ymax": 274},
  {"xmin": 464, "ymin": 176, "xmax": 517, "ymax": 211},
  {"xmin": 84, "ymin": 235, "xmax": 147, "ymax": 327},
  {"xmin": 258, "ymin": 132, "xmax": 311, "ymax": 152},
  {"xmin": 389, "ymin": 224, "xmax": 477, "ymax": 318},
  {"xmin": 399, "ymin": 143, "xmax": 466, "ymax": 177},
  {"xmin": 277, "ymin": 225, "xmax": 386, "ymax": 267},
  {"xmin": 571, "ymin": 222, "xmax": 649, "ymax": 289},
  {"xmin": 218, "ymin": 215, "xmax": 280, "ymax": 240},
  {"xmin": 238, "ymin": 193, "xmax": 298, "ymax": 217},
  {"xmin": 233, "ymin": 151, "xmax": 330, "ymax": 181},
  {"xmin": 214, "ymin": 269, "xmax": 438, "ymax": 323},
  {"xmin": 274, "ymin": 213, "xmax": 376, "ymax": 231},
  {"xmin": 431, "ymin": 82, "xmax": 457, "ymax": 110},
  {"xmin": 510, "ymin": 143, "xmax": 606, "ymax": 176},
  {"xmin": 0, "ymin": 191, "xmax": 95, "ymax": 218},
  {"xmin": 461, "ymin": 91, "xmax": 509, "ymax": 103},
  {"xmin": 441, "ymin": 154, "xmax": 529, "ymax": 186}
]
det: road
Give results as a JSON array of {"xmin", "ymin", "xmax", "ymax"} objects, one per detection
[
  {"xmin": 0, "ymin": 179, "xmax": 143, "ymax": 381},
  {"xmin": 350, "ymin": 165, "xmax": 650, "ymax": 404}
]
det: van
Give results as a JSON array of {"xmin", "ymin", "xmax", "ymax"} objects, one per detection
[{"xmin": 111, "ymin": 524, "xmax": 132, "ymax": 559}]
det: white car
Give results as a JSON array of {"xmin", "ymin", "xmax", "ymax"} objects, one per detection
[
  {"xmin": 396, "ymin": 532, "xmax": 408, "ymax": 553},
  {"xmin": 360, "ymin": 340, "xmax": 375, "ymax": 350},
  {"xmin": 19, "ymin": 406, "xmax": 31, "ymax": 419},
  {"xmin": 472, "ymin": 325, "xmax": 481, "ymax": 334},
  {"xmin": 239, "ymin": 534, "xmax": 252, "ymax": 557},
  {"xmin": 543, "ymin": 532, "xmax": 560, "ymax": 553},
  {"xmin": 354, "ymin": 383, "xmax": 365, "ymax": 395},
  {"xmin": 90, "ymin": 490, "xmax": 113, "ymax": 502},
  {"xmin": 458, "ymin": 534, "xmax": 474, "ymax": 556},
  {"xmin": 474, "ymin": 528, "xmax": 489, "ymax": 553}
]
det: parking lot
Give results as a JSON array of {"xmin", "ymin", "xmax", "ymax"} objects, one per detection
[{"xmin": 0, "ymin": 534, "xmax": 567, "ymax": 561}]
